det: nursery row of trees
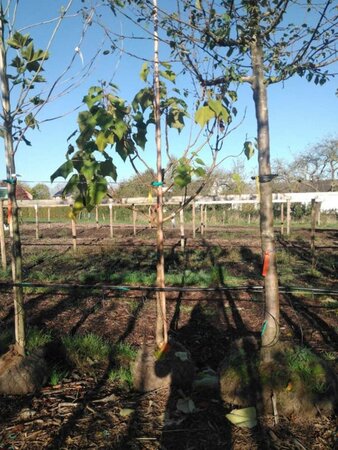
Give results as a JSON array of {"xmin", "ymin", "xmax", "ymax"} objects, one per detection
[{"xmin": 1, "ymin": 0, "xmax": 337, "ymax": 375}]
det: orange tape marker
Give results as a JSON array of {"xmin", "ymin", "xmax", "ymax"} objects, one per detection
[
  {"xmin": 7, "ymin": 199, "xmax": 12, "ymax": 223},
  {"xmin": 262, "ymin": 250, "xmax": 270, "ymax": 277}
]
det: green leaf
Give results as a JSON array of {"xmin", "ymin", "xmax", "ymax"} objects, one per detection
[
  {"xmin": 24, "ymin": 113, "xmax": 38, "ymax": 129},
  {"xmin": 113, "ymin": 119, "xmax": 128, "ymax": 141},
  {"xmin": 194, "ymin": 167, "xmax": 206, "ymax": 177},
  {"xmin": 244, "ymin": 141, "xmax": 255, "ymax": 160},
  {"xmin": 99, "ymin": 158, "xmax": 117, "ymax": 180},
  {"xmin": 226, "ymin": 407, "xmax": 257, "ymax": 429},
  {"xmin": 62, "ymin": 173, "xmax": 79, "ymax": 196},
  {"xmin": 72, "ymin": 195, "xmax": 86, "ymax": 214},
  {"xmin": 50, "ymin": 160, "xmax": 74, "ymax": 182},
  {"xmin": 30, "ymin": 96, "xmax": 44, "ymax": 105},
  {"xmin": 132, "ymin": 88, "xmax": 153, "ymax": 112},
  {"xmin": 7, "ymin": 31, "xmax": 32, "ymax": 49},
  {"xmin": 87, "ymin": 177, "xmax": 108, "ymax": 209},
  {"xmin": 96, "ymin": 131, "xmax": 111, "ymax": 152},
  {"xmin": 140, "ymin": 62, "xmax": 149, "ymax": 82},
  {"xmin": 83, "ymin": 86, "xmax": 103, "ymax": 109},
  {"xmin": 207, "ymin": 99, "xmax": 223, "ymax": 116},
  {"xmin": 160, "ymin": 69, "xmax": 176, "ymax": 83},
  {"xmin": 195, "ymin": 158, "xmax": 205, "ymax": 165},
  {"xmin": 195, "ymin": 0, "xmax": 202, "ymax": 10},
  {"xmin": 194, "ymin": 105, "xmax": 215, "ymax": 127},
  {"xmin": 174, "ymin": 173, "xmax": 191, "ymax": 188}
]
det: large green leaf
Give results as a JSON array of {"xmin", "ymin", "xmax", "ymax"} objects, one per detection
[
  {"xmin": 96, "ymin": 131, "xmax": 112, "ymax": 152},
  {"xmin": 244, "ymin": 141, "xmax": 255, "ymax": 160},
  {"xmin": 99, "ymin": 158, "xmax": 117, "ymax": 180},
  {"xmin": 87, "ymin": 178, "xmax": 108, "ymax": 209},
  {"xmin": 83, "ymin": 86, "xmax": 103, "ymax": 109},
  {"xmin": 7, "ymin": 31, "xmax": 32, "ymax": 49},
  {"xmin": 50, "ymin": 160, "xmax": 74, "ymax": 182},
  {"xmin": 140, "ymin": 62, "xmax": 149, "ymax": 82},
  {"xmin": 195, "ymin": 105, "xmax": 215, "ymax": 127}
]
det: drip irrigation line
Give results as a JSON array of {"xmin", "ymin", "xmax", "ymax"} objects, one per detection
[{"xmin": 0, "ymin": 281, "xmax": 337, "ymax": 296}]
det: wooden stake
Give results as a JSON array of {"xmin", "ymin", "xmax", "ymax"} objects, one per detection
[
  {"xmin": 280, "ymin": 203, "xmax": 284, "ymax": 235},
  {"xmin": 204, "ymin": 204, "xmax": 208, "ymax": 232},
  {"xmin": 200, "ymin": 204, "xmax": 204, "ymax": 236},
  {"xmin": 109, "ymin": 203, "xmax": 113, "ymax": 238},
  {"xmin": 180, "ymin": 204, "xmax": 185, "ymax": 250},
  {"xmin": 35, "ymin": 204, "xmax": 39, "ymax": 239},
  {"xmin": 192, "ymin": 202, "xmax": 196, "ymax": 238},
  {"xmin": 286, "ymin": 200, "xmax": 291, "ymax": 236},
  {"xmin": 311, "ymin": 199, "xmax": 319, "ymax": 270},
  {"xmin": 132, "ymin": 204, "xmax": 137, "ymax": 236},
  {"xmin": 316, "ymin": 201, "xmax": 321, "ymax": 226},
  {"xmin": 0, "ymin": 200, "xmax": 6, "ymax": 270},
  {"xmin": 95, "ymin": 205, "xmax": 99, "ymax": 229},
  {"xmin": 71, "ymin": 217, "xmax": 77, "ymax": 253}
]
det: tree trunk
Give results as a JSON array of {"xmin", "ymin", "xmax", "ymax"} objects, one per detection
[
  {"xmin": 251, "ymin": 37, "xmax": 279, "ymax": 362},
  {"xmin": 153, "ymin": 0, "xmax": 167, "ymax": 348},
  {"xmin": 0, "ymin": 14, "xmax": 25, "ymax": 355}
]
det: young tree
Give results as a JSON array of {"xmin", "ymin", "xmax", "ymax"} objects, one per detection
[
  {"xmin": 153, "ymin": 0, "xmax": 338, "ymax": 360},
  {"xmin": 0, "ymin": 0, "xmax": 104, "ymax": 355},
  {"xmin": 31, "ymin": 183, "xmax": 51, "ymax": 199},
  {"xmin": 51, "ymin": 4, "xmax": 243, "ymax": 348}
]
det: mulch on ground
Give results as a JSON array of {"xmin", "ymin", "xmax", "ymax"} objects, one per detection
[{"xmin": 0, "ymin": 224, "xmax": 337, "ymax": 449}]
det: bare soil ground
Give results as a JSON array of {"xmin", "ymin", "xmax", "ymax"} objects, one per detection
[{"xmin": 0, "ymin": 223, "xmax": 337, "ymax": 449}]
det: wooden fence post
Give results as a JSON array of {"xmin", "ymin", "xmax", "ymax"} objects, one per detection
[
  {"xmin": 35, "ymin": 204, "xmax": 39, "ymax": 239},
  {"xmin": 200, "ymin": 204, "xmax": 204, "ymax": 236},
  {"xmin": 316, "ymin": 201, "xmax": 321, "ymax": 226},
  {"xmin": 311, "ymin": 199, "xmax": 317, "ymax": 269},
  {"xmin": 286, "ymin": 200, "xmax": 291, "ymax": 236},
  {"xmin": 0, "ymin": 200, "xmax": 6, "ymax": 270},
  {"xmin": 204, "ymin": 204, "xmax": 208, "ymax": 232},
  {"xmin": 192, "ymin": 202, "xmax": 196, "ymax": 238},
  {"xmin": 109, "ymin": 203, "xmax": 113, "ymax": 239},
  {"xmin": 180, "ymin": 203, "xmax": 185, "ymax": 250},
  {"xmin": 71, "ymin": 217, "xmax": 77, "ymax": 253},
  {"xmin": 95, "ymin": 205, "xmax": 99, "ymax": 229},
  {"xmin": 280, "ymin": 203, "xmax": 284, "ymax": 235},
  {"xmin": 132, "ymin": 204, "xmax": 137, "ymax": 236}
]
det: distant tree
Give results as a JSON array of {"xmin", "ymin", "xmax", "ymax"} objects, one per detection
[
  {"xmin": 273, "ymin": 136, "xmax": 338, "ymax": 192},
  {"xmin": 31, "ymin": 183, "xmax": 51, "ymax": 199}
]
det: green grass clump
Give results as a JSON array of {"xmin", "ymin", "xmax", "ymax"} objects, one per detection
[
  {"xmin": 112, "ymin": 342, "xmax": 137, "ymax": 370},
  {"xmin": 108, "ymin": 367, "xmax": 133, "ymax": 388},
  {"xmin": 285, "ymin": 346, "xmax": 329, "ymax": 394},
  {"xmin": 49, "ymin": 365, "xmax": 69, "ymax": 386},
  {"xmin": 26, "ymin": 327, "xmax": 53, "ymax": 353},
  {"xmin": 109, "ymin": 342, "xmax": 137, "ymax": 389},
  {"xmin": 62, "ymin": 333, "xmax": 111, "ymax": 368}
]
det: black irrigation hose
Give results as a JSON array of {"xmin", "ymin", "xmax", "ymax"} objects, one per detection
[{"xmin": 0, "ymin": 281, "xmax": 337, "ymax": 296}]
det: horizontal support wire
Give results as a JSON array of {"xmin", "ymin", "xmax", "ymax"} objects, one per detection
[{"xmin": 0, "ymin": 282, "xmax": 337, "ymax": 296}]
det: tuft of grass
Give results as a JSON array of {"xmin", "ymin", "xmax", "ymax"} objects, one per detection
[
  {"xmin": 26, "ymin": 327, "xmax": 53, "ymax": 353},
  {"xmin": 112, "ymin": 342, "xmax": 137, "ymax": 368},
  {"xmin": 49, "ymin": 365, "xmax": 69, "ymax": 387},
  {"xmin": 108, "ymin": 367, "xmax": 133, "ymax": 388},
  {"xmin": 62, "ymin": 333, "xmax": 111, "ymax": 368},
  {"xmin": 285, "ymin": 346, "xmax": 330, "ymax": 394}
]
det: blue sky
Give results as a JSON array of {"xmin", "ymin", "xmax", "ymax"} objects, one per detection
[{"xmin": 1, "ymin": 0, "xmax": 337, "ymax": 190}]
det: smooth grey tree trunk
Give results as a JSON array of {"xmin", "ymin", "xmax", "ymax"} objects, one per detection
[
  {"xmin": 251, "ymin": 36, "xmax": 279, "ymax": 361},
  {"xmin": 0, "ymin": 14, "xmax": 25, "ymax": 355}
]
